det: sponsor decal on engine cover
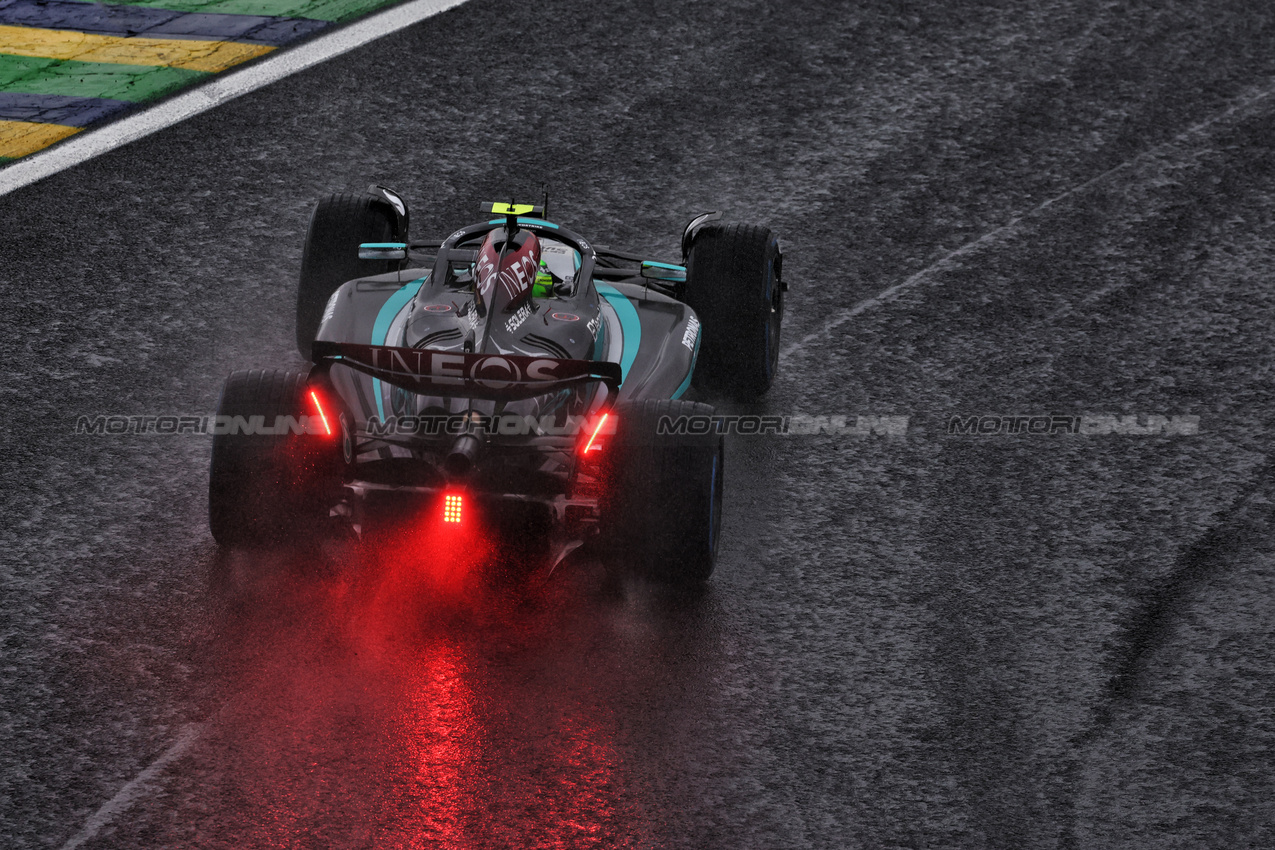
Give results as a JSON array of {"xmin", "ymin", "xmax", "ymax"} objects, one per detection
[
  {"xmin": 321, "ymin": 290, "xmax": 340, "ymax": 328},
  {"xmin": 499, "ymin": 252, "xmax": 538, "ymax": 301},
  {"xmin": 505, "ymin": 303, "xmax": 533, "ymax": 333},
  {"xmin": 682, "ymin": 315, "xmax": 700, "ymax": 350}
]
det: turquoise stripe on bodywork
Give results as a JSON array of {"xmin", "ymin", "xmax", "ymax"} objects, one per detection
[
  {"xmin": 596, "ymin": 282, "xmax": 640, "ymax": 385},
  {"xmin": 487, "ymin": 217, "xmax": 559, "ymax": 229},
  {"xmin": 369, "ymin": 277, "xmax": 425, "ymax": 420},
  {"xmin": 671, "ymin": 328, "xmax": 700, "ymax": 399}
]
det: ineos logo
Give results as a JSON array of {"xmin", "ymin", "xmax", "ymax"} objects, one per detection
[
  {"xmin": 469, "ymin": 356, "xmax": 519, "ymax": 389},
  {"xmin": 366, "ymin": 347, "xmax": 563, "ymax": 389},
  {"xmin": 474, "ymin": 247, "xmax": 499, "ymax": 298},
  {"xmin": 466, "ymin": 356, "xmax": 560, "ymax": 388},
  {"xmin": 499, "ymin": 253, "xmax": 537, "ymax": 299}
]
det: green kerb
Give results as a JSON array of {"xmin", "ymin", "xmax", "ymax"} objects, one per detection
[
  {"xmin": 108, "ymin": 0, "xmax": 404, "ymax": 23},
  {"xmin": 0, "ymin": 54, "xmax": 208, "ymax": 102}
]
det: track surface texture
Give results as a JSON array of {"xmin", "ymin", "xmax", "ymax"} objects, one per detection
[{"xmin": 4, "ymin": 0, "xmax": 1275, "ymax": 847}]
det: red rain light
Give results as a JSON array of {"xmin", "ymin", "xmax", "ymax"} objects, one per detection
[
  {"xmin": 309, "ymin": 389, "xmax": 332, "ymax": 436},
  {"xmin": 442, "ymin": 493, "xmax": 463, "ymax": 524},
  {"xmin": 581, "ymin": 413, "xmax": 610, "ymax": 455}
]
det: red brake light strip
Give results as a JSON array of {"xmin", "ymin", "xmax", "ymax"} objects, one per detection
[
  {"xmin": 309, "ymin": 390, "xmax": 332, "ymax": 436},
  {"xmin": 582, "ymin": 413, "xmax": 609, "ymax": 454}
]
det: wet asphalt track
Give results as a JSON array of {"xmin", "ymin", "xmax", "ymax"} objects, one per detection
[{"xmin": 5, "ymin": 0, "xmax": 1275, "ymax": 846}]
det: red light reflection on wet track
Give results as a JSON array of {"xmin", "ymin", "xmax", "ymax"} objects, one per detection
[{"xmin": 201, "ymin": 514, "xmax": 651, "ymax": 847}]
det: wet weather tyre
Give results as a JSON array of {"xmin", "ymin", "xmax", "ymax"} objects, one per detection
[
  {"xmin": 684, "ymin": 223, "xmax": 783, "ymax": 399},
  {"xmin": 208, "ymin": 369, "xmax": 337, "ymax": 547},
  {"xmin": 604, "ymin": 400, "xmax": 724, "ymax": 586},
  {"xmin": 296, "ymin": 192, "xmax": 399, "ymax": 358}
]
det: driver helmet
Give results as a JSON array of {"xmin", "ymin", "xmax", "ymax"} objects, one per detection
[{"xmin": 533, "ymin": 259, "xmax": 555, "ymax": 298}]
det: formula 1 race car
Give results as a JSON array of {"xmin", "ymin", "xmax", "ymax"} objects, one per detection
[{"xmin": 208, "ymin": 188, "xmax": 785, "ymax": 585}]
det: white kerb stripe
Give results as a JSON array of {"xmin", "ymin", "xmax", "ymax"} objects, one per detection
[
  {"xmin": 0, "ymin": 0, "xmax": 473, "ymax": 199},
  {"xmin": 59, "ymin": 723, "xmax": 206, "ymax": 850}
]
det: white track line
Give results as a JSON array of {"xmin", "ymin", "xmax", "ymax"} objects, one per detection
[
  {"xmin": 780, "ymin": 79, "xmax": 1275, "ymax": 363},
  {"xmin": 0, "ymin": 0, "xmax": 472, "ymax": 199},
  {"xmin": 59, "ymin": 722, "xmax": 206, "ymax": 850}
]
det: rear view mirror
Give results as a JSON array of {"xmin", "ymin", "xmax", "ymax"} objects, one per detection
[
  {"xmin": 640, "ymin": 261, "xmax": 687, "ymax": 282},
  {"xmin": 358, "ymin": 242, "xmax": 407, "ymax": 261}
]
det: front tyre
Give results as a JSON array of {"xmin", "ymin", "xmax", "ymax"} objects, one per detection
[
  {"xmin": 685, "ymin": 223, "xmax": 783, "ymax": 400},
  {"xmin": 296, "ymin": 192, "xmax": 400, "ymax": 358},
  {"xmin": 603, "ymin": 399, "xmax": 724, "ymax": 586}
]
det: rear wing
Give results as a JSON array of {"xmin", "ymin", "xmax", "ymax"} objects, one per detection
[{"xmin": 312, "ymin": 341, "xmax": 621, "ymax": 401}]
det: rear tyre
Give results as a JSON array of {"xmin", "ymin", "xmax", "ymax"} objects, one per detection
[
  {"xmin": 684, "ymin": 223, "xmax": 783, "ymax": 399},
  {"xmin": 296, "ymin": 192, "xmax": 399, "ymax": 358},
  {"xmin": 208, "ymin": 369, "xmax": 340, "ymax": 547},
  {"xmin": 603, "ymin": 399, "xmax": 724, "ymax": 586}
]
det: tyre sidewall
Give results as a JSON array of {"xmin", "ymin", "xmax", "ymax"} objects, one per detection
[
  {"xmin": 603, "ymin": 400, "xmax": 723, "ymax": 585},
  {"xmin": 685, "ymin": 223, "xmax": 782, "ymax": 399},
  {"xmin": 296, "ymin": 193, "xmax": 398, "ymax": 358}
]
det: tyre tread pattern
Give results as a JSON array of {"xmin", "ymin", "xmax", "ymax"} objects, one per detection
[
  {"xmin": 685, "ymin": 222, "xmax": 780, "ymax": 399},
  {"xmin": 604, "ymin": 399, "xmax": 724, "ymax": 585},
  {"xmin": 208, "ymin": 368, "xmax": 328, "ymax": 547},
  {"xmin": 296, "ymin": 192, "xmax": 396, "ymax": 358}
]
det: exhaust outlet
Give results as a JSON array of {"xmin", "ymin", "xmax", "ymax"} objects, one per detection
[{"xmin": 443, "ymin": 433, "xmax": 482, "ymax": 478}]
